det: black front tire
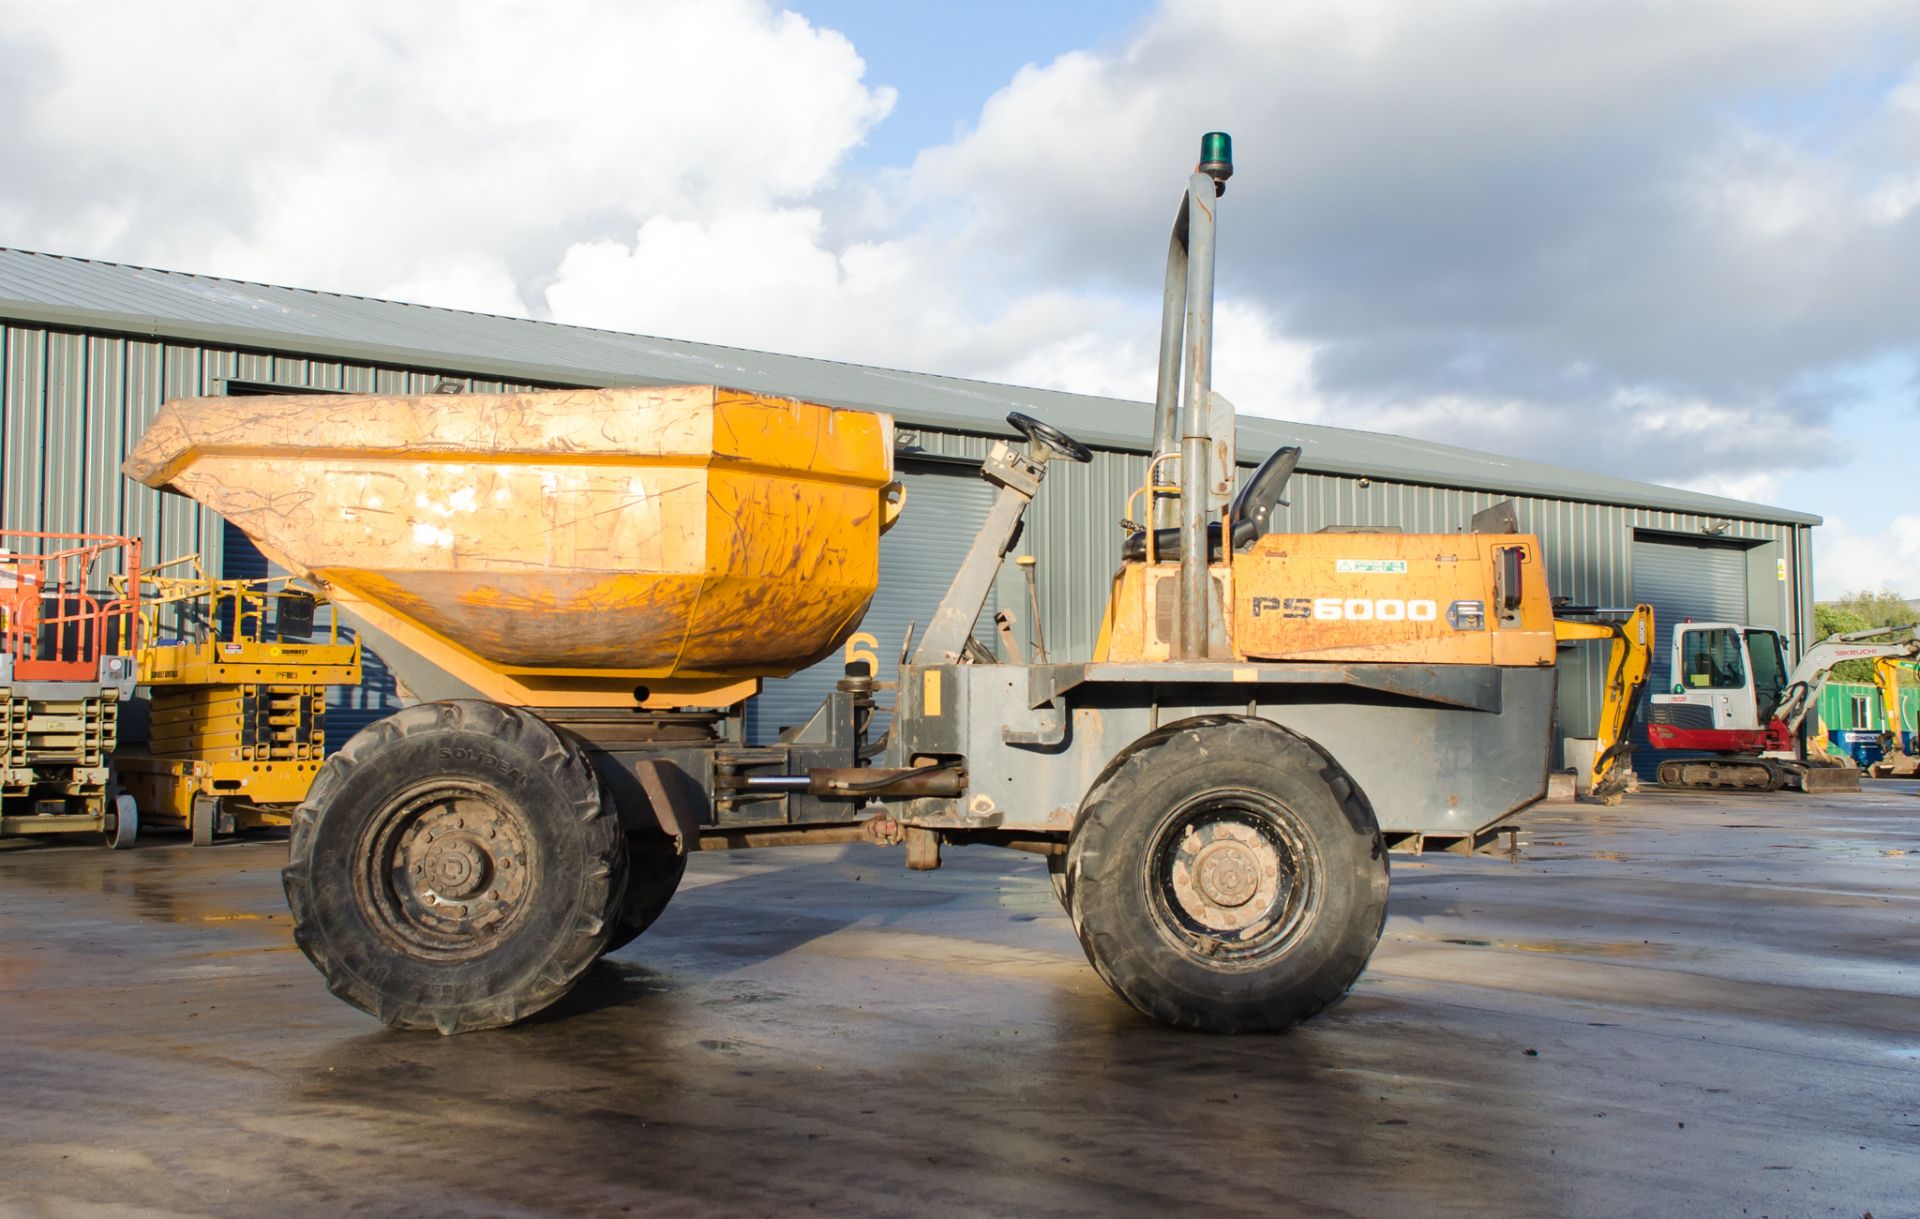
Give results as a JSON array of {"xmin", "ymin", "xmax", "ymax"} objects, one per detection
[
  {"xmin": 283, "ymin": 700, "xmax": 626, "ymax": 1034},
  {"xmin": 1065, "ymin": 715, "xmax": 1388, "ymax": 1033}
]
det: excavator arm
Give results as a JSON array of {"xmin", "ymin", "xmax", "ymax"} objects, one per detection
[
  {"xmin": 1554, "ymin": 603, "xmax": 1655, "ymax": 804},
  {"xmin": 1775, "ymin": 625, "xmax": 1920, "ymax": 734}
]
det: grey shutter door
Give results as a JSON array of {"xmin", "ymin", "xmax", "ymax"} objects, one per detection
[
  {"xmin": 1629, "ymin": 535, "xmax": 1751, "ymax": 775},
  {"xmin": 748, "ymin": 463, "xmax": 998, "ymax": 744}
]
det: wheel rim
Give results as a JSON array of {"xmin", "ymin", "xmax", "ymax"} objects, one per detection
[
  {"xmin": 355, "ymin": 779, "xmax": 538, "ymax": 960},
  {"xmin": 1145, "ymin": 789, "xmax": 1321, "ymax": 968}
]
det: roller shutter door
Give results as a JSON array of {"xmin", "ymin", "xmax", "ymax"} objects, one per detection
[
  {"xmin": 1629, "ymin": 535, "xmax": 1750, "ymax": 775},
  {"xmin": 748, "ymin": 462, "xmax": 998, "ymax": 744}
]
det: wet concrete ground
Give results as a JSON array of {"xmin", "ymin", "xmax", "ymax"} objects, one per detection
[{"xmin": 1, "ymin": 785, "xmax": 1916, "ymax": 1219}]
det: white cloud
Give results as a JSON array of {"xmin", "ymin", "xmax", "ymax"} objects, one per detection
[
  {"xmin": 541, "ymin": 211, "xmax": 1148, "ymax": 386},
  {"xmin": 0, "ymin": 0, "xmax": 894, "ymax": 309},
  {"xmin": 985, "ymin": 298, "xmax": 1323, "ymax": 410},
  {"xmin": 542, "ymin": 208, "xmax": 974, "ymax": 368},
  {"xmin": 1816, "ymin": 515, "xmax": 1920, "ymax": 599}
]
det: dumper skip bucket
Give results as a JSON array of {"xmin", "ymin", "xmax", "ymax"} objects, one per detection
[{"xmin": 125, "ymin": 385, "xmax": 899, "ymax": 709}]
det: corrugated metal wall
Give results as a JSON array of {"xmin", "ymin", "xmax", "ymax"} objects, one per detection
[{"xmin": 4, "ymin": 318, "xmax": 1818, "ymax": 767}]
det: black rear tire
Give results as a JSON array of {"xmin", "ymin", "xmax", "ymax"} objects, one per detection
[
  {"xmin": 1047, "ymin": 853, "xmax": 1071, "ymax": 910},
  {"xmin": 602, "ymin": 833, "xmax": 686, "ymax": 955},
  {"xmin": 1065, "ymin": 715, "xmax": 1388, "ymax": 1033},
  {"xmin": 283, "ymin": 700, "xmax": 626, "ymax": 1034}
]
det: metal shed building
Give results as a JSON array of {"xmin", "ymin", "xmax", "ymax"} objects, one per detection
[{"xmin": 0, "ymin": 249, "xmax": 1821, "ymax": 766}]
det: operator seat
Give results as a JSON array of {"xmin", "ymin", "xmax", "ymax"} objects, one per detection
[{"xmin": 1121, "ymin": 446, "xmax": 1300, "ymax": 563}]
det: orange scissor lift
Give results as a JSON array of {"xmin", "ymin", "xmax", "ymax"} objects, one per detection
[
  {"xmin": 0, "ymin": 531, "xmax": 141, "ymax": 847},
  {"xmin": 114, "ymin": 558, "xmax": 361, "ymax": 845}
]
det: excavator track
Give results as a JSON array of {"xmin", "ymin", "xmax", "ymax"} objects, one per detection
[
  {"xmin": 1657, "ymin": 756, "xmax": 1788, "ymax": 792},
  {"xmin": 1658, "ymin": 756, "xmax": 1863, "ymax": 793}
]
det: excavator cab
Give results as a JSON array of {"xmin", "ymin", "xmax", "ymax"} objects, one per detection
[{"xmin": 1662, "ymin": 624, "xmax": 1789, "ymax": 735}]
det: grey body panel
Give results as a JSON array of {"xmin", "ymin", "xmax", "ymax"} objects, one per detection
[{"xmin": 884, "ymin": 661, "xmax": 1555, "ymax": 840}]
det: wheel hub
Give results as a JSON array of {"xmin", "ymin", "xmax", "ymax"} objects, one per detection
[
  {"xmin": 1148, "ymin": 792, "xmax": 1319, "ymax": 967},
  {"xmin": 420, "ymin": 833, "xmax": 491, "ymax": 900},
  {"xmin": 1166, "ymin": 819, "xmax": 1285, "ymax": 933},
  {"xmin": 362, "ymin": 785, "xmax": 535, "ymax": 957},
  {"xmin": 1191, "ymin": 837, "xmax": 1262, "ymax": 908}
]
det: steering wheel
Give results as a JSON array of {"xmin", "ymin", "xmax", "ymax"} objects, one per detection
[{"xmin": 1007, "ymin": 411, "xmax": 1093, "ymax": 464}]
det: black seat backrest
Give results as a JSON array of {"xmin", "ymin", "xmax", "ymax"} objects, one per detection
[
  {"xmin": 1121, "ymin": 445, "xmax": 1302, "ymax": 563},
  {"xmin": 1228, "ymin": 446, "xmax": 1299, "ymax": 548}
]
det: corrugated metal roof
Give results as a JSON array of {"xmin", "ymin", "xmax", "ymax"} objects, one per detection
[{"xmin": 0, "ymin": 246, "xmax": 1819, "ymax": 525}]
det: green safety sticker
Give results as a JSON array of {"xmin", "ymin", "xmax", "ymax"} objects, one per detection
[{"xmin": 1336, "ymin": 558, "xmax": 1407, "ymax": 574}]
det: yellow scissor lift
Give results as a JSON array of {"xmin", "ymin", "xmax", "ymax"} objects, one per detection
[{"xmin": 115, "ymin": 558, "xmax": 361, "ymax": 844}]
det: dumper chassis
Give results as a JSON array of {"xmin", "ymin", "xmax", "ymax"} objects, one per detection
[{"xmin": 133, "ymin": 134, "xmax": 1564, "ymax": 1035}]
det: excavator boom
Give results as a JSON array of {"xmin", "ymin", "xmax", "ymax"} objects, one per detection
[
  {"xmin": 1776, "ymin": 624, "xmax": 1920, "ymax": 733},
  {"xmin": 1552, "ymin": 604, "xmax": 1654, "ymax": 803}
]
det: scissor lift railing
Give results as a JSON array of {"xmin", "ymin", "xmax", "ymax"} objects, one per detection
[
  {"xmin": 0, "ymin": 531, "xmax": 141, "ymax": 845},
  {"xmin": 113, "ymin": 558, "xmax": 361, "ymax": 844}
]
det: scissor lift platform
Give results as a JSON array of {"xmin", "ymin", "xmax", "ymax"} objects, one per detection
[
  {"xmin": 115, "ymin": 562, "xmax": 360, "ymax": 844},
  {"xmin": 0, "ymin": 531, "xmax": 140, "ymax": 846}
]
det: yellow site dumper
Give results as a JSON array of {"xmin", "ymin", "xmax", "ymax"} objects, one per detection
[
  {"xmin": 126, "ymin": 134, "xmax": 1571, "ymax": 1037},
  {"xmin": 114, "ymin": 562, "xmax": 361, "ymax": 844}
]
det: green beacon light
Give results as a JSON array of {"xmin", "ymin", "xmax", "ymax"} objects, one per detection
[{"xmin": 1199, "ymin": 131, "xmax": 1233, "ymax": 194}]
